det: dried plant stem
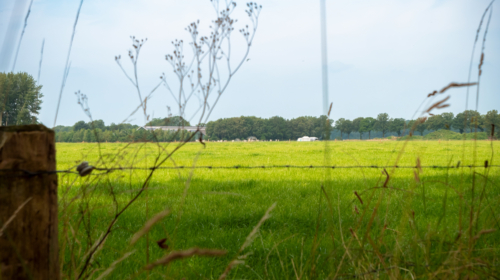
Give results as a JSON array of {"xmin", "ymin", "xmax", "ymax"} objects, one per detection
[
  {"xmin": 77, "ymin": 132, "xmax": 198, "ymax": 279},
  {"xmin": 11, "ymin": 0, "xmax": 33, "ymax": 72},
  {"xmin": 219, "ymin": 202, "xmax": 276, "ymax": 280},
  {"xmin": 37, "ymin": 39, "xmax": 45, "ymax": 82},
  {"xmin": 94, "ymin": 251, "xmax": 135, "ymax": 280},
  {"xmin": 466, "ymin": 0, "xmax": 495, "ymax": 111},
  {"xmin": 145, "ymin": 248, "xmax": 226, "ymax": 270},
  {"xmin": 53, "ymin": 0, "xmax": 84, "ymax": 127}
]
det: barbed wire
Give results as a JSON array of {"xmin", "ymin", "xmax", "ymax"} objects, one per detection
[{"xmin": 0, "ymin": 162, "xmax": 497, "ymax": 177}]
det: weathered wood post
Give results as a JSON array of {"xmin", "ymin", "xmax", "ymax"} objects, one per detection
[{"xmin": 0, "ymin": 125, "xmax": 59, "ymax": 280}]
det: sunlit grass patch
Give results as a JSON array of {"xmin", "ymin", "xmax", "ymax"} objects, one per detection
[{"xmin": 56, "ymin": 141, "xmax": 500, "ymax": 279}]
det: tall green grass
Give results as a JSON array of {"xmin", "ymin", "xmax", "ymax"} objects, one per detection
[{"xmin": 57, "ymin": 141, "xmax": 500, "ymax": 279}]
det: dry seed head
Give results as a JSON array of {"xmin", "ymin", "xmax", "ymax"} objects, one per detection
[
  {"xmin": 438, "ymin": 82, "xmax": 477, "ymax": 94},
  {"xmin": 478, "ymin": 53, "xmax": 485, "ymax": 76},
  {"xmin": 156, "ymin": 238, "xmax": 168, "ymax": 249},
  {"xmin": 426, "ymin": 96, "xmax": 450, "ymax": 114}
]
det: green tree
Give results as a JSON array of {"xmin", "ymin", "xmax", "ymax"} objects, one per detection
[
  {"xmin": 107, "ymin": 122, "xmax": 138, "ymax": 131},
  {"xmin": 352, "ymin": 117, "xmax": 363, "ymax": 139},
  {"xmin": 426, "ymin": 115, "xmax": 444, "ymax": 131},
  {"xmin": 441, "ymin": 112, "xmax": 454, "ymax": 130},
  {"xmin": 415, "ymin": 117, "xmax": 427, "ymax": 136},
  {"xmin": 335, "ymin": 118, "xmax": 353, "ymax": 139},
  {"xmin": 335, "ymin": 118, "xmax": 346, "ymax": 139},
  {"xmin": 90, "ymin": 119, "xmax": 105, "ymax": 130},
  {"xmin": 102, "ymin": 130, "xmax": 115, "ymax": 142},
  {"xmin": 64, "ymin": 131, "xmax": 74, "ymax": 142},
  {"xmin": 146, "ymin": 116, "xmax": 191, "ymax": 126},
  {"xmin": 90, "ymin": 128, "xmax": 102, "ymax": 142},
  {"xmin": 344, "ymin": 120, "xmax": 353, "ymax": 139},
  {"xmin": 73, "ymin": 120, "xmax": 88, "ymax": 131},
  {"xmin": 389, "ymin": 118, "xmax": 406, "ymax": 136},
  {"xmin": 483, "ymin": 110, "xmax": 499, "ymax": 137},
  {"xmin": 56, "ymin": 132, "xmax": 65, "ymax": 142},
  {"xmin": 318, "ymin": 115, "xmax": 333, "ymax": 140},
  {"xmin": 72, "ymin": 130, "xmax": 83, "ymax": 142},
  {"xmin": 268, "ymin": 116, "xmax": 289, "ymax": 140},
  {"xmin": 453, "ymin": 112, "xmax": 466, "ymax": 133},
  {"xmin": 465, "ymin": 110, "xmax": 482, "ymax": 132},
  {"xmin": 374, "ymin": 113, "xmax": 390, "ymax": 137},
  {"xmin": 453, "ymin": 110, "xmax": 481, "ymax": 133},
  {"xmin": 205, "ymin": 115, "xmax": 331, "ymax": 141},
  {"xmin": 54, "ymin": 125, "xmax": 72, "ymax": 132},
  {"xmin": 83, "ymin": 129, "xmax": 91, "ymax": 142},
  {"xmin": 0, "ymin": 72, "xmax": 43, "ymax": 125},
  {"xmin": 118, "ymin": 129, "xmax": 133, "ymax": 142},
  {"xmin": 360, "ymin": 117, "xmax": 376, "ymax": 139},
  {"xmin": 473, "ymin": 114, "xmax": 484, "ymax": 132}
]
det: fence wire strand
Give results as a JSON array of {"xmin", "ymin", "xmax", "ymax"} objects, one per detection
[{"xmin": 0, "ymin": 163, "xmax": 498, "ymax": 177}]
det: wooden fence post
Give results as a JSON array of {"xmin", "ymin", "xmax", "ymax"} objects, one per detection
[{"xmin": 0, "ymin": 125, "xmax": 59, "ymax": 280}]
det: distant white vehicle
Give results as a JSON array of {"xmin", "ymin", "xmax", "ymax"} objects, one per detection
[{"xmin": 297, "ymin": 136, "xmax": 319, "ymax": 142}]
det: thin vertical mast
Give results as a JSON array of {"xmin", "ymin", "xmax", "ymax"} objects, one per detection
[{"xmin": 320, "ymin": 0, "xmax": 329, "ymax": 116}]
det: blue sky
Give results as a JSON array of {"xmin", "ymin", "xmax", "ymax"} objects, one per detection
[{"xmin": 1, "ymin": 0, "xmax": 499, "ymax": 127}]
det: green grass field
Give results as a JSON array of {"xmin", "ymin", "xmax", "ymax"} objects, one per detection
[{"xmin": 56, "ymin": 140, "xmax": 500, "ymax": 279}]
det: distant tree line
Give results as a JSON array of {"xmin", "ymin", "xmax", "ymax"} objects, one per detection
[
  {"xmin": 54, "ymin": 116, "xmax": 198, "ymax": 143},
  {"xmin": 54, "ymin": 110, "xmax": 499, "ymax": 142},
  {"xmin": 205, "ymin": 110, "xmax": 499, "ymax": 141},
  {"xmin": 205, "ymin": 116, "xmax": 332, "ymax": 141},
  {"xmin": 334, "ymin": 110, "xmax": 498, "ymax": 140}
]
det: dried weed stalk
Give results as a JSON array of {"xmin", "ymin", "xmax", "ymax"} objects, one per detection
[
  {"xmin": 145, "ymin": 247, "xmax": 227, "ymax": 270},
  {"xmin": 53, "ymin": 1, "xmax": 263, "ymax": 279}
]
